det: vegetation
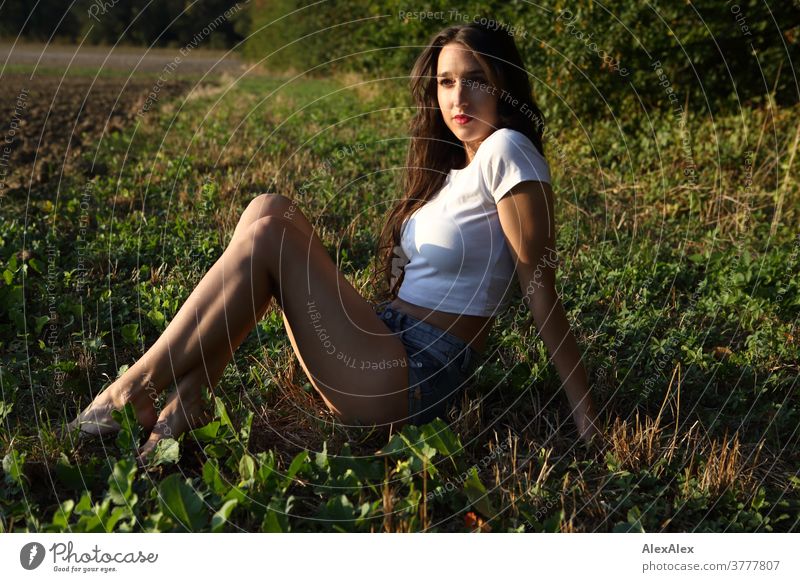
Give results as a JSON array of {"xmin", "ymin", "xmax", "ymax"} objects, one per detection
[
  {"xmin": 241, "ymin": 0, "xmax": 800, "ymax": 119},
  {"xmin": 1, "ymin": 61, "xmax": 797, "ymax": 531},
  {"xmin": 0, "ymin": 1, "xmax": 798, "ymax": 532},
  {"xmin": 0, "ymin": 0, "xmax": 249, "ymax": 49}
]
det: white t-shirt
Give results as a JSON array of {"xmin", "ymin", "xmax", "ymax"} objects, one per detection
[{"xmin": 397, "ymin": 128, "xmax": 552, "ymax": 316}]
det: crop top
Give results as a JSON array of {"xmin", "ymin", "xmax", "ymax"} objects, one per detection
[{"xmin": 396, "ymin": 128, "xmax": 552, "ymax": 316}]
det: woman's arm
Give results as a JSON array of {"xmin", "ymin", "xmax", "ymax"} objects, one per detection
[
  {"xmin": 527, "ymin": 278, "xmax": 600, "ymax": 445},
  {"xmin": 497, "ymin": 181, "xmax": 601, "ymax": 446}
]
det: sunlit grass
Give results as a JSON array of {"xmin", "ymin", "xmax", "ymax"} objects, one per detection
[{"xmin": 1, "ymin": 64, "xmax": 798, "ymax": 533}]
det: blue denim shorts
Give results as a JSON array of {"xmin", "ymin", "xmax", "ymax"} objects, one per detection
[{"xmin": 372, "ymin": 300, "xmax": 477, "ymax": 426}]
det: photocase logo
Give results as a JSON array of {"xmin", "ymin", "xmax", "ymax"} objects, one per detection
[{"xmin": 20, "ymin": 542, "xmax": 46, "ymax": 570}]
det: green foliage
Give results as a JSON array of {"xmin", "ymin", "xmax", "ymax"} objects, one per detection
[
  {"xmin": 1, "ymin": 43, "xmax": 797, "ymax": 532},
  {"xmin": 241, "ymin": 0, "xmax": 799, "ymax": 119},
  {"xmin": 2, "ymin": 0, "xmax": 249, "ymax": 49},
  {"xmin": 158, "ymin": 474, "xmax": 208, "ymax": 532}
]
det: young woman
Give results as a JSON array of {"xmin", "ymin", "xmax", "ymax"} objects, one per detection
[{"xmin": 67, "ymin": 22, "xmax": 601, "ymax": 465}]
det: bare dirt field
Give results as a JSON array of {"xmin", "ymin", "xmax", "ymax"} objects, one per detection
[{"xmin": 0, "ymin": 43, "xmax": 244, "ymax": 193}]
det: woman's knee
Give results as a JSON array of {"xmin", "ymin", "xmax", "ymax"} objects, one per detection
[
  {"xmin": 245, "ymin": 193, "xmax": 297, "ymax": 222},
  {"xmin": 232, "ymin": 193, "xmax": 300, "ymax": 242},
  {"xmin": 241, "ymin": 215, "xmax": 300, "ymax": 255}
]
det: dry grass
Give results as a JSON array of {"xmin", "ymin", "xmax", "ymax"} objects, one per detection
[
  {"xmin": 569, "ymin": 101, "xmax": 800, "ymax": 245},
  {"xmin": 337, "ymin": 70, "xmax": 381, "ymax": 104}
]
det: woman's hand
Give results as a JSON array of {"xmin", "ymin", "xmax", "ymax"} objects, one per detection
[{"xmin": 571, "ymin": 398, "xmax": 602, "ymax": 449}]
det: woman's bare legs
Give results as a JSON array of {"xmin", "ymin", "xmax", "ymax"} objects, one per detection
[
  {"xmin": 68, "ymin": 196, "xmax": 280, "ymax": 437},
  {"xmin": 69, "ymin": 193, "xmax": 411, "ymax": 462}
]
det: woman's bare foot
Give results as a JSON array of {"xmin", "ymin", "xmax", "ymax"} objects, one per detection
[
  {"xmin": 136, "ymin": 369, "xmax": 212, "ymax": 466},
  {"xmin": 67, "ymin": 369, "xmax": 160, "ymax": 437}
]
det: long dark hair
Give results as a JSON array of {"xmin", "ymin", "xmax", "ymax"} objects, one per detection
[{"xmin": 370, "ymin": 21, "xmax": 547, "ymax": 301}]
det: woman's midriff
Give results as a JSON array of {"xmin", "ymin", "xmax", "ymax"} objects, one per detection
[{"xmin": 389, "ymin": 297, "xmax": 494, "ymax": 354}]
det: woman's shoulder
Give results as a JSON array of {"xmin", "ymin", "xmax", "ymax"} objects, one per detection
[
  {"xmin": 481, "ymin": 127, "xmax": 541, "ymax": 157},
  {"xmin": 477, "ymin": 127, "xmax": 551, "ymax": 199},
  {"xmin": 476, "ymin": 128, "xmax": 547, "ymax": 175}
]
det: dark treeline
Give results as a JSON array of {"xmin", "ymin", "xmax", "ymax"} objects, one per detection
[{"xmin": 0, "ymin": 0, "xmax": 249, "ymax": 49}]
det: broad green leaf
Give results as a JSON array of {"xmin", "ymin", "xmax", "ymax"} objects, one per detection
[
  {"xmin": 256, "ymin": 451, "xmax": 277, "ymax": 487},
  {"xmin": 76, "ymin": 497, "xmax": 111, "ymax": 533},
  {"xmin": 239, "ymin": 454, "xmax": 255, "ymax": 482},
  {"xmin": 261, "ymin": 510, "xmax": 284, "ymax": 532},
  {"xmin": 377, "ymin": 424, "xmax": 422, "ymax": 457},
  {"xmin": 281, "ymin": 450, "xmax": 309, "ymax": 489},
  {"xmin": 214, "ymin": 396, "xmax": 234, "ymax": 432},
  {"xmin": 34, "ymin": 315, "xmax": 50, "ymax": 335},
  {"xmin": 396, "ymin": 433, "xmax": 438, "ymax": 478},
  {"xmin": 51, "ymin": 499, "xmax": 75, "ymax": 529},
  {"xmin": 158, "ymin": 474, "xmax": 206, "ymax": 532},
  {"xmin": 463, "ymin": 466, "xmax": 495, "ymax": 518},
  {"xmin": 0, "ymin": 400, "xmax": 13, "ymax": 423},
  {"xmin": 314, "ymin": 441, "xmax": 329, "ymax": 472},
  {"xmin": 420, "ymin": 419, "xmax": 463, "ymax": 461},
  {"xmin": 211, "ymin": 499, "xmax": 238, "ymax": 532},
  {"xmin": 103, "ymin": 505, "xmax": 130, "ymax": 532},
  {"xmin": 239, "ymin": 411, "xmax": 253, "ymax": 447},
  {"xmin": 261, "ymin": 496, "xmax": 293, "ymax": 532},
  {"xmin": 74, "ymin": 490, "xmax": 92, "ymax": 514},
  {"xmin": 107, "ymin": 457, "xmax": 137, "ymax": 505},
  {"xmin": 612, "ymin": 520, "xmax": 644, "ymax": 533},
  {"xmin": 121, "ymin": 323, "xmax": 139, "ymax": 344},
  {"xmin": 751, "ymin": 487, "xmax": 767, "ymax": 511},
  {"xmin": 202, "ymin": 459, "xmax": 229, "ymax": 496},
  {"xmin": 319, "ymin": 494, "xmax": 355, "ymax": 523},
  {"xmin": 113, "ymin": 403, "xmax": 141, "ymax": 452},
  {"xmin": 624, "ymin": 506, "xmax": 646, "ymax": 532},
  {"xmin": 330, "ymin": 442, "xmax": 383, "ymax": 483},
  {"xmin": 542, "ymin": 509, "xmax": 565, "ymax": 533},
  {"xmin": 2, "ymin": 449, "xmax": 26, "ymax": 487},
  {"xmin": 147, "ymin": 309, "xmax": 165, "ymax": 329},
  {"xmin": 223, "ymin": 485, "xmax": 247, "ymax": 504},
  {"xmin": 190, "ymin": 420, "xmax": 220, "ymax": 442},
  {"xmin": 151, "ymin": 438, "xmax": 180, "ymax": 467}
]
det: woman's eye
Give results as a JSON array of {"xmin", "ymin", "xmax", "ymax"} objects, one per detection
[{"xmin": 438, "ymin": 77, "xmax": 485, "ymax": 87}]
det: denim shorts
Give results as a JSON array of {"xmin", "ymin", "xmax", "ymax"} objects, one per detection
[{"xmin": 372, "ymin": 299, "xmax": 477, "ymax": 426}]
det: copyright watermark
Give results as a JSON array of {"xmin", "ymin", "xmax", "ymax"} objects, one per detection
[{"xmin": 397, "ymin": 9, "xmax": 529, "ymax": 38}]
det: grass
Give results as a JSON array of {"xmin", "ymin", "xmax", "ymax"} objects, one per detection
[{"xmin": 0, "ymin": 65, "xmax": 798, "ymax": 532}]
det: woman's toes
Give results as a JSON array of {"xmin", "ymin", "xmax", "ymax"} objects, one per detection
[
  {"xmin": 136, "ymin": 420, "xmax": 173, "ymax": 465},
  {"xmin": 131, "ymin": 396, "xmax": 159, "ymax": 432},
  {"xmin": 110, "ymin": 381, "xmax": 159, "ymax": 431},
  {"xmin": 73, "ymin": 403, "xmax": 121, "ymax": 434},
  {"xmin": 67, "ymin": 391, "xmax": 121, "ymax": 435},
  {"xmin": 67, "ymin": 373, "xmax": 163, "ymax": 439},
  {"xmin": 136, "ymin": 389, "xmax": 208, "ymax": 465}
]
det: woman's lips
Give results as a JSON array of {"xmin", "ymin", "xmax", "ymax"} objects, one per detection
[{"xmin": 453, "ymin": 115, "xmax": 472, "ymax": 125}]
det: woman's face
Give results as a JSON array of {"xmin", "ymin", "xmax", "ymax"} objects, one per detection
[{"xmin": 436, "ymin": 42, "xmax": 500, "ymax": 161}]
